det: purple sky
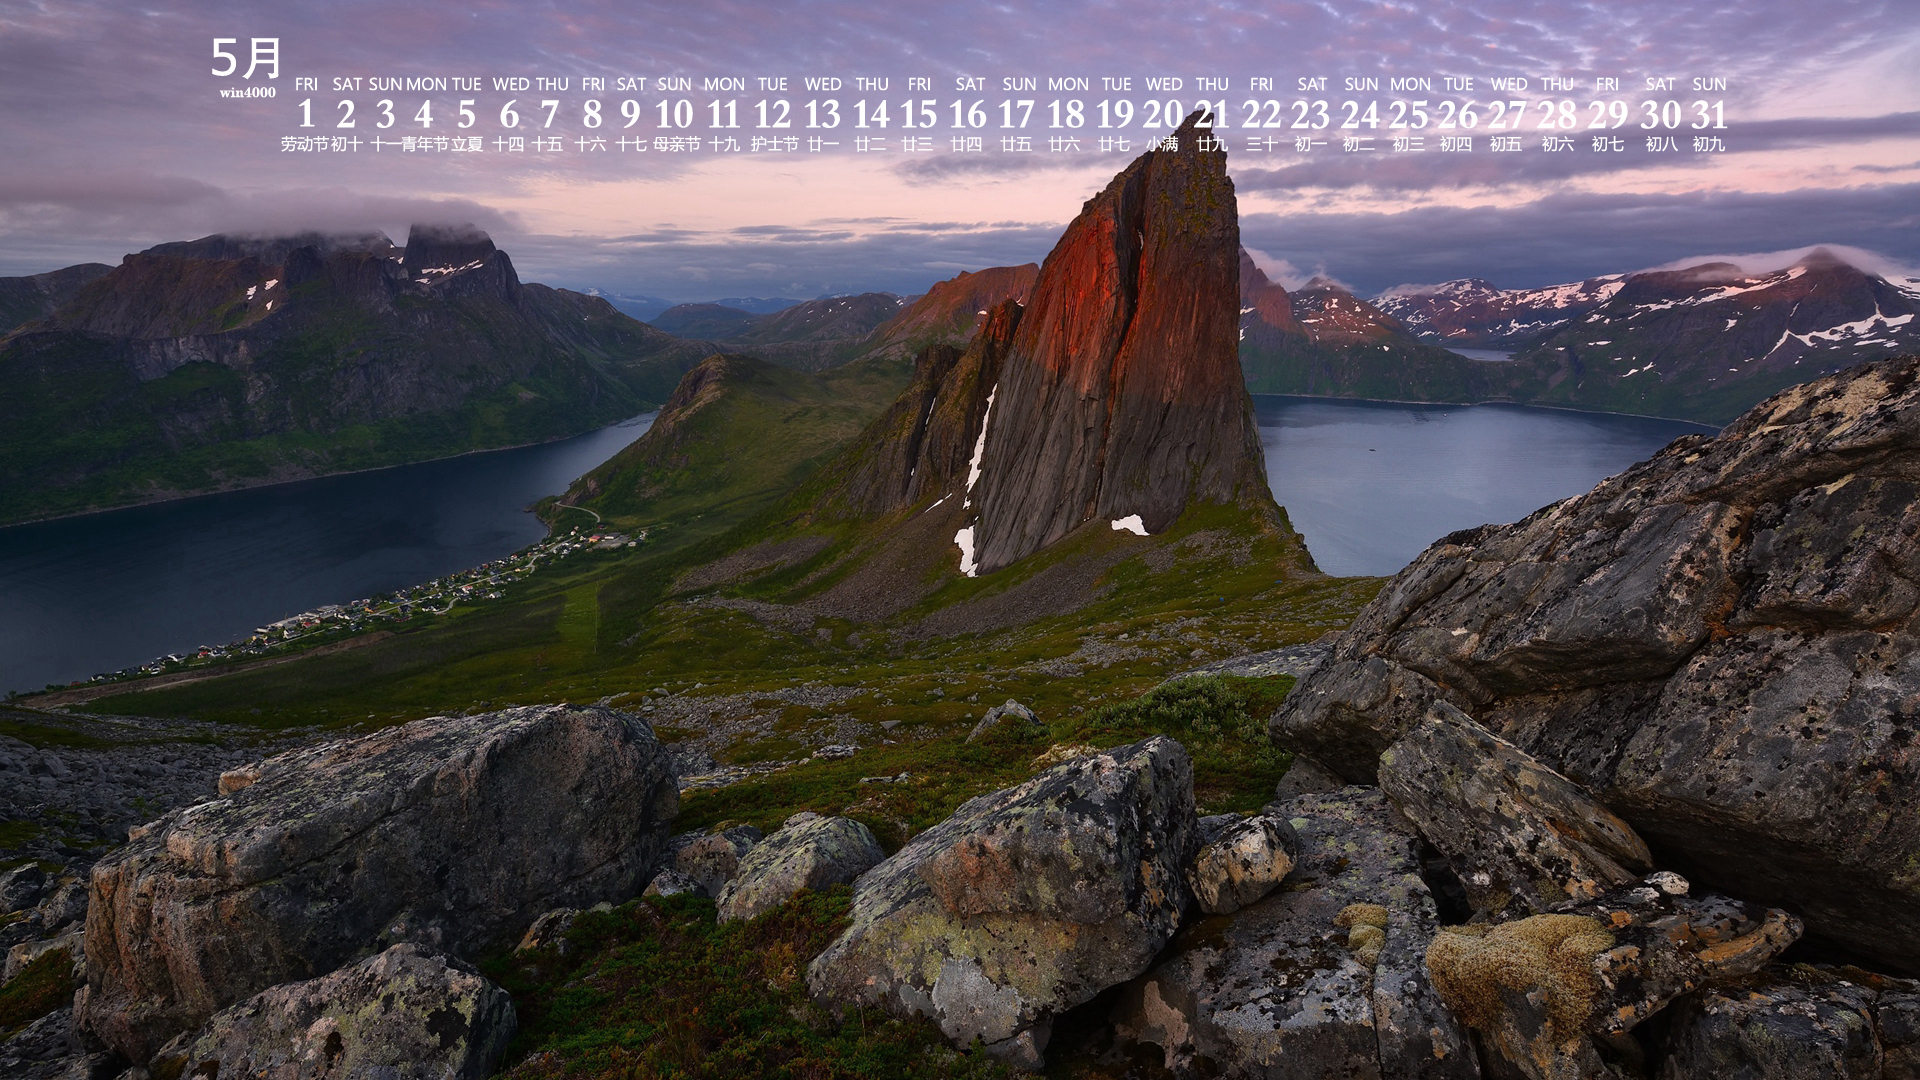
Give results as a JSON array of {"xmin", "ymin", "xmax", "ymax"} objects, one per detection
[{"xmin": 2, "ymin": 0, "xmax": 1916, "ymax": 300}]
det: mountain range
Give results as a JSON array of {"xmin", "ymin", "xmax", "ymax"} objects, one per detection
[
  {"xmin": 11, "ymin": 208, "xmax": 1914, "ymax": 531},
  {"xmin": 0, "ymin": 226, "xmax": 709, "ymax": 524},
  {"xmin": 1238, "ymin": 247, "xmax": 1920, "ymax": 424}
]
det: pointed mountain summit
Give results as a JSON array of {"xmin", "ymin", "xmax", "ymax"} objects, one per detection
[
  {"xmin": 961, "ymin": 110, "xmax": 1268, "ymax": 574},
  {"xmin": 549, "ymin": 112, "xmax": 1316, "ymax": 634}
]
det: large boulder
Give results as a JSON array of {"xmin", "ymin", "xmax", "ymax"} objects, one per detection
[
  {"xmin": 1112, "ymin": 787, "xmax": 1478, "ymax": 1079},
  {"xmin": 715, "ymin": 813, "xmax": 883, "ymax": 922},
  {"xmin": 675, "ymin": 824, "xmax": 764, "ymax": 898},
  {"xmin": 1271, "ymin": 356, "xmax": 1920, "ymax": 970},
  {"xmin": 155, "ymin": 943, "xmax": 515, "ymax": 1080},
  {"xmin": 1378, "ymin": 703, "xmax": 1651, "ymax": 918},
  {"xmin": 1661, "ymin": 975, "xmax": 1881, "ymax": 1080},
  {"xmin": 79, "ymin": 704, "xmax": 678, "ymax": 1062},
  {"xmin": 1655, "ymin": 964, "xmax": 1920, "ymax": 1080},
  {"xmin": 1426, "ymin": 877, "xmax": 1801, "ymax": 1080},
  {"xmin": 1185, "ymin": 812, "xmax": 1296, "ymax": 916},
  {"xmin": 807, "ymin": 736, "xmax": 1196, "ymax": 1068}
]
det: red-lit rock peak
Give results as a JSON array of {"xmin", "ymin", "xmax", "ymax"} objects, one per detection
[{"xmin": 963, "ymin": 111, "xmax": 1268, "ymax": 575}]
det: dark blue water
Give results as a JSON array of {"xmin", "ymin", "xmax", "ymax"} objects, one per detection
[
  {"xmin": 1257, "ymin": 396, "xmax": 1713, "ymax": 577},
  {"xmin": 0, "ymin": 399, "xmax": 1713, "ymax": 695},
  {"xmin": 0, "ymin": 415, "xmax": 653, "ymax": 694}
]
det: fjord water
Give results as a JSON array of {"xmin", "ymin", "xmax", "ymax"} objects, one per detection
[
  {"xmin": 0, "ymin": 400, "xmax": 1712, "ymax": 694},
  {"xmin": 1257, "ymin": 396, "xmax": 1713, "ymax": 577},
  {"xmin": 0, "ymin": 415, "xmax": 653, "ymax": 695}
]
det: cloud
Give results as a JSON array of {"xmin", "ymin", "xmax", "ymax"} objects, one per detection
[
  {"xmin": 1243, "ymin": 246, "xmax": 1318, "ymax": 290},
  {"xmin": 1229, "ymin": 110, "xmax": 1920, "ymax": 195},
  {"xmin": 0, "ymin": 178, "xmax": 522, "ymax": 273},
  {"xmin": 1634, "ymin": 243, "xmax": 1920, "ymax": 280}
]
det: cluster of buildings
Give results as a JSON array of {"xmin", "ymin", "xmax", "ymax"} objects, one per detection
[{"xmin": 76, "ymin": 529, "xmax": 641, "ymax": 688}]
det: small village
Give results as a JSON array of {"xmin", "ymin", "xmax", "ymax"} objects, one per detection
[{"xmin": 71, "ymin": 527, "xmax": 642, "ymax": 690}]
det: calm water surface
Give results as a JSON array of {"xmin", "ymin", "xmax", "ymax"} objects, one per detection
[
  {"xmin": 1, "ymin": 399, "xmax": 1714, "ymax": 694},
  {"xmin": 1256, "ymin": 396, "xmax": 1713, "ymax": 577},
  {"xmin": 0, "ymin": 415, "xmax": 652, "ymax": 694}
]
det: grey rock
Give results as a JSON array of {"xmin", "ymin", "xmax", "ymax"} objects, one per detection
[
  {"xmin": 1185, "ymin": 814, "xmax": 1296, "ymax": 916},
  {"xmin": 1426, "ymin": 879, "xmax": 1802, "ymax": 1080},
  {"xmin": 1112, "ymin": 786, "xmax": 1477, "ymax": 1080},
  {"xmin": 0, "ymin": 1008, "xmax": 118, "ymax": 1080},
  {"xmin": 1378, "ymin": 703, "xmax": 1651, "ymax": 918},
  {"xmin": 665, "ymin": 742, "xmax": 720, "ymax": 778},
  {"xmin": 513, "ymin": 908, "xmax": 579, "ymax": 955},
  {"xmin": 1194, "ymin": 812, "xmax": 1241, "ymax": 846},
  {"xmin": 674, "ymin": 827, "xmax": 761, "ymax": 897},
  {"xmin": 1659, "ymin": 971, "xmax": 1883, "ymax": 1080},
  {"xmin": 1, "ymin": 864, "xmax": 50, "ymax": 913},
  {"xmin": 808, "ymin": 736, "xmax": 1197, "ymax": 1069},
  {"xmin": 1882, "ymin": 989, "xmax": 1920, "ymax": 1080},
  {"xmin": 716, "ymin": 813, "xmax": 883, "ymax": 922},
  {"xmin": 34, "ymin": 880, "xmax": 88, "ymax": 933},
  {"xmin": 78, "ymin": 704, "xmax": 678, "ymax": 1063},
  {"xmin": 1270, "ymin": 356, "xmax": 1920, "ymax": 971},
  {"xmin": 966, "ymin": 699, "xmax": 1042, "ymax": 742},
  {"xmin": 1272, "ymin": 753, "xmax": 1347, "ymax": 800},
  {"xmin": 156, "ymin": 944, "xmax": 514, "ymax": 1080},
  {"xmin": 642, "ymin": 869, "xmax": 705, "ymax": 898},
  {"xmin": 6, "ymin": 925, "xmax": 83, "ymax": 984}
]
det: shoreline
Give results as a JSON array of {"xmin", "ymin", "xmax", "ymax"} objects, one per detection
[
  {"xmin": 23, "ymin": 632, "xmax": 398, "ymax": 707},
  {"xmin": 1247, "ymin": 391, "xmax": 1724, "ymax": 431},
  {"xmin": 0, "ymin": 411, "xmax": 659, "ymax": 532}
]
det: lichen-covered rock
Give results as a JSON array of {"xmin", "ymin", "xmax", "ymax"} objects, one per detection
[
  {"xmin": 716, "ymin": 813, "xmax": 882, "ymax": 922},
  {"xmin": 513, "ymin": 908, "xmax": 580, "ymax": 955},
  {"xmin": 1426, "ymin": 877, "xmax": 1802, "ymax": 1080},
  {"xmin": 79, "ymin": 704, "xmax": 677, "ymax": 1063},
  {"xmin": 967, "ymin": 699, "xmax": 1042, "ymax": 742},
  {"xmin": 675, "ymin": 825, "xmax": 763, "ymax": 897},
  {"xmin": 1185, "ymin": 813, "xmax": 1296, "ymax": 916},
  {"xmin": 643, "ymin": 869, "xmax": 704, "ymax": 898},
  {"xmin": 1882, "ymin": 989, "xmax": 1920, "ymax": 1080},
  {"xmin": 1379, "ymin": 703, "xmax": 1651, "ymax": 918},
  {"xmin": 1271, "ymin": 356, "xmax": 1920, "ymax": 971},
  {"xmin": 1659, "ymin": 968, "xmax": 1890, "ymax": 1080},
  {"xmin": 1112, "ymin": 787, "xmax": 1477, "ymax": 1080},
  {"xmin": 807, "ymin": 736, "xmax": 1196, "ymax": 1069},
  {"xmin": 156, "ymin": 944, "xmax": 515, "ymax": 1080}
]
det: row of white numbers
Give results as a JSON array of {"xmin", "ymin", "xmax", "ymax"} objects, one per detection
[{"xmin": 296, "ymin": 97, "xmax": 1728, "ymax": 132}]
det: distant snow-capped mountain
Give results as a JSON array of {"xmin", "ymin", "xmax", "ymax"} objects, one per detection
[{"xmin": 1373, "ymin": 275, "xmax": 1625, "ymax": 348}]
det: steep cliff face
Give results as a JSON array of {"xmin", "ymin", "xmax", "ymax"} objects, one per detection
[
  {"xmin": 825, "ymin": 300, "xmax": 1021, "ymax": 518},
  {"xmin": 961, "ymin": 111, "xmax": 1268, "ymax": 575}
]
